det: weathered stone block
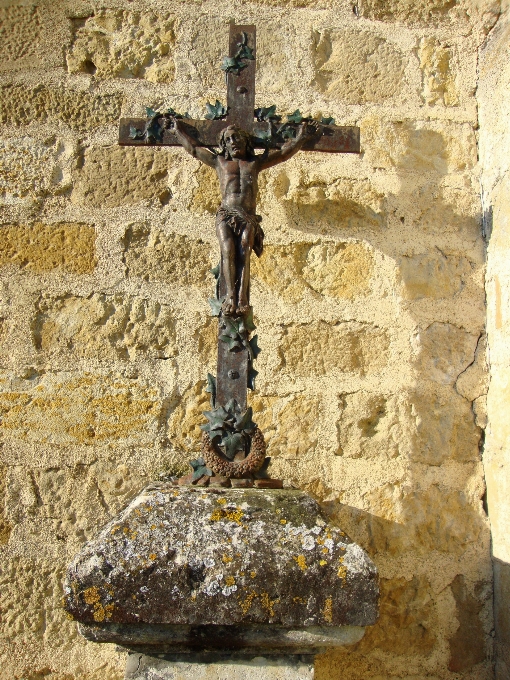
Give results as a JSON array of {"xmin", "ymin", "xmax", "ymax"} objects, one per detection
[
  {"xmin": 0, "ymin": 464, "xmax": 11, "ymax": 544},
  {"xmin": 279, "ymin": 322, "xmax": 389, "ymax": 376},
  {"xmin": 0, "ymin": 5, "xmax": 42, "ymax": 68},
  {"xmin": 418, "ymin": 37, "xmax": 458, "ymax": 106},
  {"xmin": 190, "ymin": 164, "xmax": 222, "ymax": 214},
  {"xmin": 33, "ymin": 293, "xmax": 178, "ymax": 360},
  {"xmin": 66, "ymin": 10, "xmax": 176, "ymax": 83},
  {"xmin": 0, "ymin": 137, "xmax": 72, "ymax": 205},
  {"xmin": 252, "ymin": 242, "xmax": 374, "ymax": 303},
  {"xmin": 0, "ymin": 223, "xmax": 96, "ymax": 274},
  {"xmin": 455, "ymin": 335, "xmax": 488, "ymax": 402},
  {"xmin": 337, "ymin": 392, "xmax": 400, "ymax": 459},
  {"xmin": 415, "ymin": 322, "xmax": 479, "ymax": 384},
  {"xmin": 270, "ymin": 394, "xmax": 321, "ymax": 459},
  {"xmin": 312, "ymin": 30, "xmax": 405, "ymax": 104},
  {"xmin": 361, "ymin": 117, "xmax": 477, "ymax": 172},
  {"xmin": 122, "ymin": 224, "xmax": 212, "ymax": 288},
  {"xmin": 72, "ymin": 146, "xmax": 174, "ymax": 208},
  {"xmin": 409, "ymin": 386, "xmax": 481, "ymax": 464},
  {"xmin": 0, "ymin": 84, "xmax": 122, "ymax": 131},
  {"xmin": 399, "ymin": 252, "xmax": 471, "ymax": 299},
  {"xmin": 448, "ymin": 575, "xmax": 487, "ymax": 671},
  {"xmin": 168, "ymin": 381, "xmax": 211, "ymax": 454},
  {"xmin": 0, "ymin": 371, "xmax": 163, "ymax": 446},
  {"xmin": 64, "ymin": 486, "xmax": 378, "ymax": 630}
]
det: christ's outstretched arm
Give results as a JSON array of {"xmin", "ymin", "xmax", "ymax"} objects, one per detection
[
  {"xmin": 259, "ymin": 121, "xmax": 321, "ymax": 170},
  {"xmin": 172, "ymin": 119, "xmax": 218, "ymax": 168}
]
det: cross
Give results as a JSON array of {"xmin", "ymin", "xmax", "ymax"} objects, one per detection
[{"xmin": 118, "ymin": 25, "xmax": 360, "ymax": 483}]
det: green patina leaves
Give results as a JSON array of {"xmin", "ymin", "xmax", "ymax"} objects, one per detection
[
  {"xmin": 205, "ymin": 373, "xmax": 217, "ymax": 408},
  {"xmin": 255, "ymin": 105, "xmax": 280, "ymax": 122},
  {"xmin": 220, "ymin": 31, "xmax": 255, "ymax": 75},
  {"xmin": 209, "ymin": 296, "xmax": 225, "ymax": 317},
  {"xmin": 201, "ymin": 399, "xmax": 257, "ymax": 460},
  {"xmin": 189, "ymin": 457, "xmax": 213, "ymax": 481},
  {"xmin": 205, "ymin": 100, "xmax": 228, "ymax": 120}
]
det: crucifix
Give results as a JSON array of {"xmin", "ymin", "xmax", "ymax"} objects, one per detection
[{"xmin": 119, "ymin": 24, "xmax": 360, "ymax": 486}]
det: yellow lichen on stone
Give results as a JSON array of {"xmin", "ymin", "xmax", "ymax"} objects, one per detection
[
  {"xmin": 225, "ymin": 576, "xmax": 236, "ymax": 586},
  {"xmin": 83, "ymin": 586, "xmax": 101, "ymax": 605},
  {"xmin": 312, "ymin": 29, "xmax": 405, "ymax": 104},
  {"xmin": 66, "ymin": 10, "xmax": 176, "ymax": 83},
  {"xmin": 260, "ymin": 592, "xmax": 279, "ymax": 617},
  {"xmin": 239, "ymin": 591, "xmax": 258, "ymax": 615},
  {"xmin": 294, "ymin": 555, "xmax": 307, "ymax": 571},
  {"xmin": 0, "ymin": 223, "xmax": 96, "ymax": 274},
  {"xmin": 209, "ymin": 507, "xmax": 244, "ymax": 524},
  {"xmin": 323, "ymin": 596, "xmax": 333, "ymax": 622}
]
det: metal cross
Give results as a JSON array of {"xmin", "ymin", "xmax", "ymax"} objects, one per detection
[{"xmin": 118, "ymin": 24, "xmax": 360, "ymax": 422}]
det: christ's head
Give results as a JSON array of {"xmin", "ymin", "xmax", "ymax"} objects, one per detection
[{"xmin": 219, "ymin": 125, "xmax": 254, "ymax": 160}]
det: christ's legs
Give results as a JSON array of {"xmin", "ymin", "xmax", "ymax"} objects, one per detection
[
  {"xmin": 237, "ymin": 222, "xmax": 255, "ymax": 315},
  {"xmin": 216, "ymin": 218, "xmax": 237, "ymax": 315}
]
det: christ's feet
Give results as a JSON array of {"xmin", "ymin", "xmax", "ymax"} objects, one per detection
[
  {"xmin": 221, "ymin": 295, "xmax": 237, "ymax": 316},
  {"xmin": 236, "ymin": 302, "xmax": 251, "ymax": 316}
]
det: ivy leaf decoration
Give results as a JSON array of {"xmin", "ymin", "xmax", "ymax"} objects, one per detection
[
  {"xmin": 189, "ymin": 457, "xmax": 213, "ymax": 481},
  {"xmin": 211, "ymin": 263, "xmax": 220, "ymax": 280},
  {"xmin": 255, "ymin": 105, "xmax": 278, "ymax": 122},
  {"xmin": 235, "ymin": 407, "xmax": 256, "ymax": 433},
  {"xmin": 320, "ymin": 116, "xmax": 335, "ymax": 125},
  {"xmin": 243, "ymin": 308, "xmax": 256, "ymax": 333},
  {"xmin": 209, "ymin": 296, "xmax": 225, "ymax": 317},
  {"xmin": 247, "ymin": 365, "xmax": 258, "ymax": 391},
  {"xmin": 219, "ymin": 335, "xmax": 243, "ymax": 351},
  {"xmin": 248, "ymin": 335, "xmax": 261, "ymax": 360},
  {"xmin": 281, "ymin": 126, "xmax": 297, "ymax": 140},
  {"xmin": 205, "ymin": 373, "xmax": 216, "ymax": 408},
  {"xmin": 205, "ymin": 100, "xmax": 228, "ymax": 120},
  {"xmin": 146, "ymin": 107, "xmax": 157, "ymax": 117},
  {"xmin": 221, "ymin": 432, "xmax": 245, "ymax": 459},
  {"xmin": 287, "ymin": 110, "xmax": 303, "ymax": 124},
  {"xmin": 237, "ymin": 44, "xmax": 254, "ymax": 61}
]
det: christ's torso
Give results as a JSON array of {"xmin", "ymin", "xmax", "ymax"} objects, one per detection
[{"xmin": 217, "ymin": 157, "xmax": 258, "ymax": 213}]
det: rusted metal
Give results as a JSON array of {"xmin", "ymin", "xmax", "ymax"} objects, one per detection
[
  {"xmin": 226, "ymin": 25, "xmax": 256, "ymax": 132},
  {"xmin": 119, "ymin": 118, "xmax": 360, "ymax": 153}
]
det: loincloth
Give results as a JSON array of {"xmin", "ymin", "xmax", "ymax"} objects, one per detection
[{"xmin": 216, "ymin": 205, "xmax": 264, "ymax": 257}]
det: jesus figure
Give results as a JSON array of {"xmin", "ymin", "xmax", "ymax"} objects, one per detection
[{"xmin": 172, "ymin": 119, "xmax": 320, "ymax": 316}]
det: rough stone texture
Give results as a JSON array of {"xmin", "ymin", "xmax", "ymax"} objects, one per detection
[
  {"xmin": 0, "ymin": 83, "xmax": 122, "ymax": 131},
  {"xmin": 479, "ymin": 2, "xmax": 510, "ymax": 677},
  {"xmin": 0, "ymin": 223, "xmax": 96, "ymax": 274},
  {"xmin": 66, "ymin": 10, "xmax": 176, "ymax": 83},
  {"xmin": 122, "ymin": 224, "xmax": 212, "ymax": 288},
  {"xmin": 72, "ymin": 147, "xmax": 175, "ymax": 208},
  {"xmin": 0, "ymin": 0, "xmax": 496, "ymax": 677},
  {"xmin": 64, "ymin": 486, "xmax": 378, "ymax": 628},
  {"xmin": 312, "ymin": 30, "xmax": 406, "ymax": 104},
  {"xmin": 33, "ymin": 293, "xmax": 178, "ymax": 361}
]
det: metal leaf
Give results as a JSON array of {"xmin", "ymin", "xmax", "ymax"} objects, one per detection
[
  {"xmin": 243, "ymin": 308, "xmax": 256, "ymax": 333},
  {"xmin": 238, "ymin": 45, "xmax": 254, "ymax": 61},
  {"xmin": 235, "ymin": 407, "xmax": 256, "ymax": 433},
  {"xmin": 247, "ymin": 366, "xmax": 259, "ymax": 391},
  {"xmin": 209, "ymin": 297, "xmax": 224, "ymax": 317},
  {"xmin": 221, "ymin": 432, "xmax": 245, "ymax": 459},
  {"xmin": 287, "ymin": 110, "xmax": 303, "ymax": 124},
  {"xmin": 129, "ymin": 126, "xmax": 143, "ymax": 140},
  {"xmin": 146, "ymin": 107, "xmax": 157, "ymax": 117},
  {"xmin": 320, "ymin": 116, "xmax": 335, "ymax": 125},
  {"xmin": 219, "ymin": 335, "xmax": 242, "ymax": 351},
  {"xmin": 189, "ymin": 457, "xmax": 206, "ymax": 470},
  {"xmin": 205, "ymin": 373, "xmax": 216, "ymax": 408},
  {"xmin": 248, "ymin": 335, "xmax": 261, "ymax": 360},
  {"xmin": 211, "ymin": 263, "xmax": 220, "ymax": 280}
]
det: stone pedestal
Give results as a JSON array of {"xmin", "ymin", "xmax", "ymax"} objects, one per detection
[
  {"xmin": 63, "ymin": 484, "xmax": 378, "ymax": 676},
  {"xmin": 125, "ymin": 653, "xmax": 314, "ymax": 680}
]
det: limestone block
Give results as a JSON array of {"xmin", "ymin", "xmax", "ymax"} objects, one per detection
[
  {"xmin": 356, "ymin": 576, "xmax": 435, "ymax": 655},
  {"xmin": 410, "ymin": 386, "xmax": 481, "ymax": 464},
  {"xmin": 252, "ymin": 241, "xmax": 374, "ymax": 303},
  {"xmin": 448, "ymin": 575, "xmax": 486, "ymax": 672},
  {"xmin": 168, "ymin": 381, "xmax": 211, "ymax": 454},
  {"xmin": 279, "ymin": 322, "xmax": 389, "ymax": 376},
  {"xmin": 0, "ymin": 223, "xmax": 96, "ymax": 274},
  {"xmin": 72, "ymin": 146, "xmax": 174, "ymax": 208},
  {"xmin": 337, "ymin": 392, "xmax": 400, "ymax": 459},
  {"xmin": 270, "ymin": 394, "xmax": 321, "ymax": 459},
  {"xmin": 0, "ymin": 464, "xmax": 11, "ymax": 544},
  {"xmin": 399, "ymin": 252, "xmax": 471, "ymax": 300},
  {"xmin": 415, "ymin": 322, "xmax": 479, "ymax": 384},
  {"xmin": 66, "ymin": 10, "xmax": 176, "ymax": 83},
  {"xmin": 0, "ymin": 6, "xmax": 42, "ymax": 68},
  {"xmin": 33, "ymin": 293, "xmax": 178, "ymax": 361},
  {"xmin": 358, "ymin": 0, "xmax": 499, "ymax": 31},
  {"xmin": 266, "ymin": 171, "xmax": 385, "ymax": 231},
  {"xmin": 123, "ymin": 224, "xmax": 212, "ymax": 288},
  {"xmin": 0, "ymin": 83, "xmax": 122, "ymax": 131},
  {"xmin": 418, "ymin": 37, "xmax": 459, "ymax": 106},
  {"xmin": 361, "ymin": 117, "xmax": 477, "ymax": 172},
  {"xmin": 0, "ymin": 371, "xmax": 163, "ymax": 447},
  {"xmin": 188, "ymin": 17, "xmax": 227, "ymax": 90},
  {"xmin": 366, "ymin": 483, "xmax": 485, "ymax": 556},
  {"xmin": 0, "ymin": 137, "xmax": 72, "ymax": 205},
  {"xmin": 191, "ymin": 163, "xmax": 222, "ymax": 214},
  {"xmin": 64, "ymin": 486, "xmax": 379, "ymax": 628},
  {"xmin": 455, "ymin": 335, "xmax": 488, "ymax": 402},
  {"xmin": 312, "ymin": 30, "xmax": 405, "ymax": 104}
]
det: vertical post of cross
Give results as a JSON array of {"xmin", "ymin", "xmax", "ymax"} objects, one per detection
[{"xmin": 215, "ymin": 25, "xmax": 257, "ymax": 412}]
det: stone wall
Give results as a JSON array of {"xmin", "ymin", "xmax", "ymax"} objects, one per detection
[
  {"xmin": 478, "ymin": 2, "xmax": 510, "ymax": 678},
  {"xmin": 0, "ymin": 0, "xmax": 499, "ymax": 678}
]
